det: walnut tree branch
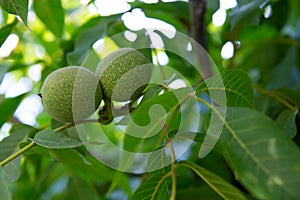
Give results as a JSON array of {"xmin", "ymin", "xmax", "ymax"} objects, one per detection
[
  {"xmin": 189, "ymin": 0, "xmax": 207, "ymax": 49},
  {"xmin": 189, "ymin": 0, "xmax": 213, "ymax": 82}
]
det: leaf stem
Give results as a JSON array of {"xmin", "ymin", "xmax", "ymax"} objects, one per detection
[
  {"xmin": 0, "ymin": 118, "xmax": 100, "ymax": 167},
  {"xmin": 254, "ymin": 84, "xmax": 298, "ymax": 114},
  {"xmin": 169, "ymin": 141, "xmax": 177, "ymax": 200},
  {"xmin": 0, "ymin": 141, "xmax": 36, "ymax": 166},
  {"xmin": 53, "ymin": 119, "xmax": 99, "ymax": 132}
]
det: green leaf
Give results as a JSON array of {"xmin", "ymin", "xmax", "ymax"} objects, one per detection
[
  {"xmin": 0, "ymin": 123, "xmax": 32, "ymax": 161},
  {"xmin": 80, "ymin": 49, "xmax": 100, "ymax": 72},
  {"xmin": 196, "ymin": 69, "xmax": 254, "ymax": 108},
  {"xmin": 228, "ymin": 0, "xmax": 270, "ymax": 29},
  {"xmin": 177, "ymin": 185, "xmax": 223, "ymax": 200},
  {"xmin": 0, "ymin": 18, "xmax": 18, "ymax": 47},
  {"xmin": 110, "ymin": 29, "xmax": 152, "ymax": 61},
  {"xmin": 50, "ymin": 119, "xmax": 65, "ymax": 130},
  {"xmin": 268, "ymin": 46, "xmax": 298, "ymax": 89},
  {"xmin": 154, "ymin": 32, "xmax": 205, "ymax": 84},
  {"xmin": 282, "ymin": 0, "xmax": 300, "ymax": 38},
  {"xmin": 0, "ymin": 0, "xmax": 29, "ymax": 25},
  {"xmin": 274, "ymin": 88, "xmax": 300, "ymax": 107},
  {"xmin": 67, "ymin": 15, "xmax": 121, "ymax": 65},
  {"xmin": 120, "ymin": 88, "xmax": 189, "ymax": 167},
  {"xmin": 146, "ymin": 146, "xmax": 171, "ymax": 173},
  {"xmin": 130, "ymin": 1, "xmax": 189, "ymax": 23},
  {"xmin": 171, "ymin": 131, "xmax": 205, "ymax": 143},
  {"xmin": 0, "ymin": 94, "xmax": 26, "ymax": 128},
  {"xmin": 125, "ymin": 88, "xmax": 190, "ymax": 141},
  {"xmin": 178, "ymin": 161, "xmax": 247, "ymax": 200},
  {"xmin": 65, "ymin": 177, "xmax": 99, "ymax": 200},
  {"xmin": 130, "ymin": 1, "xmax": 189, "ymax": 31},
  {"xmin": 130, "ymin": 173, "xmax": 169, "ymax": 200},
  {"xmin": 0, "ymin": 168, "xmax": 11, "ymax": 200},
  {"xmin": 217, "ymin": 107, "xmax": 300, "ymax": 200},
  {"xmin": 140, "ymin": 84, "xmax": 164, "ymax": 104},
  {"xmin": 33, "ymin": 0, "xmax": 65, "ymax": 37},
  {"xmin": 108, "ymin": 171, "xmax": 132, "ymax": 196},
  {"xmin": 50, "ymin": 149, "xmax": 124, "ymax": 189},
  {"xmin": 19, "ymin": 141, "xmax": 50, "ymax": 157},
  {"xmin": 34, "ymin": 130, "xmax": 82, "ymax": 149},
  {"xmin": 0, "ymin": 63, "xmax": 10, "ymax": 85},
  {"xmin": 119, "ymin": 87, "xmax": 199, "ymax": 172},
  {"xmin": 2, "ymin": 155, "xmax": 21, "ymax": 184},
  {"xmin": 275, "ymin": 109, "xmax": 298, "ymax": 138}
]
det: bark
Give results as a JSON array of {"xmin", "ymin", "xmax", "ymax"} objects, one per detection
[
  {"xmin": 189, "ymin": 0, "xmax": 207, "ymax": 49},
  {"xmin": 189, "ymin": 0, "xmax": 213, "ymax": 81}
]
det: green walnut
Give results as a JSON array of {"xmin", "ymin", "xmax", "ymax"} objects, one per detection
[
  {"xmin": 40, "ymin": 66, "xmax": 102, "ymax": 123},
  {"xmin": 96, "ymin": 48, "xmax": 152, "ymax": 102}
]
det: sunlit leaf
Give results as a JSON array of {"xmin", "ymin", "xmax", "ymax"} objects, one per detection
[
  {"xmin": 67, "ymin": 15, "xmax": 121, "ymax": 65},
  {"xmin": 120, "ymin": 88, "xmax": 189, "ymax": 165},
  {"xmin": 80, "ymin": 49, "xmax": 100, "ymax": 72},
  {"xmin": 196, "ymin": 69, "xmax": 254, "ymax": 108},
  {"xmin": 34, "ymin": 130, "xmax": 82, "ymax": 149},
  {"xmin": 217, "ymin": 107, "xmax": 300, "ymax": 199},
  {"xmin": 0, "ymin": 63, "xmax": 10, "ymax": 85},
  {"xmin": 33, "ymin": 0, "xmax": 65, "ymax": 37},
  {"xmin": 178, "ymin": 161, "xmax": 247, "ymax": 200},
  {"xmin": 0, "ymin": 94, "xmax": 26, "ymax": 128},
  {"xmin": 130, "ymin": 1, "xmax": 189, "ymax": 22},
  {"xmin": 146, "ymin": 146, "xmax": 171, "ymax": 172},
  {"xmin": 130, "ymin": 1, "xmax": 189, "ymax": 31},
  {"xmin": 0, "ymin": 18, "xmax": 18, "ymax": 47},
  {"xmin": 140, "ymin": 84, "xmax": 164, "ymax": 104},
  {"xmin": 125, "ymin": 88, "xmax": 189, "ymax": 142},
  {"xmin": 0, "ymin": 0, "xmax": 28, "ymax": 25},
  {"xmin": 119, "ymin": 87, "xmax": 198, "ymax": 172}
]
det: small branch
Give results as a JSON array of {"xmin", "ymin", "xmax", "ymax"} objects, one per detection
[
  {"xmin": 189, "ymin": 0, "xmax": 213, "ymax": 83},
  {"xmin": 161, "ymin": 118, "xmax": 178, "ymax": 200},
  {"xmin": 0, "ymin": 141, "xmax": 36, "ymax": 166},
  {"xmin": 168, "ymin": 141, "xmax": 177, "ymax": 200},
  {"xmin": 189, "ymin": 0, "xmax": 207, "ymax": 49},
  {"xmin": 254, "ymin": 84, "xmax": 299, "ymax": 116},
  {"xmin": 53, "ymin": 122, "xmax": 75, "ymax": 132},
  {"xmin": 0, "ymin": 118, "xmax": 100, "ymax": 167}
]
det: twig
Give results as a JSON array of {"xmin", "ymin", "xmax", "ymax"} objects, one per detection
[
  {"xmin": 0, "ymin": 118, "xmax": 100, "ymax": 167},
  {"xmin": 0, "ymin": 141, "xmax": 36, "ymax": 166}
]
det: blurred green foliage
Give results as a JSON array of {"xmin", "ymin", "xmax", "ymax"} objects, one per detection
[{"xmin": 0, "ymin": 0, "xmax": 300, "ymax": 199}]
